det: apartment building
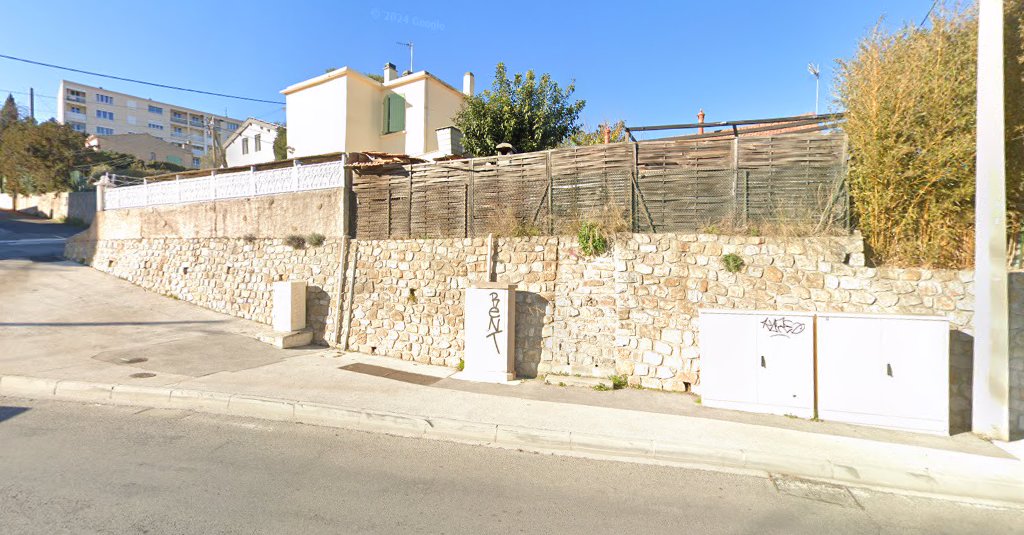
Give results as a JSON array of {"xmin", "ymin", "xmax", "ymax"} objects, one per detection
[{"xmin": 56, "ymin": 80, "xmax": 245, "ymax": 168}]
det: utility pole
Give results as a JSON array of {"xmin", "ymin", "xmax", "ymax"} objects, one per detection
[
  {"xmin": 29, "ymin": 87, "xmax": 34, "ymax": 121},
  {"xmin": 972, "ymin": 0, "xmax": 1009, "ymax": 441}
]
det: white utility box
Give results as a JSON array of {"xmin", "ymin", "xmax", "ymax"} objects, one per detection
[
  {"xmin": 816, "ymin": 313, "xmax": 949, "ymax": 435},
  {"xmin": 699, "ymin": 309, "xmax": 816, "ymax": 418},
  {"xmin": 272, "ymin": 280, "xmax": 307, "ymax": 332},
  {"xmin": 462, "ymin": 282, "xmax": 517, "ymax": 382}
]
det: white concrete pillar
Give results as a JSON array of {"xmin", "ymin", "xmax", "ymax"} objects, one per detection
[
  {"xmin": 273, "ymin": 281, "xmax": 307, "ymax": 332},
  {"xmin": 95, "ymin": 174, "xmax": 110, "ymax": 211},
  {"xmin": 972, "ymin": 0, "xmax": 1010, "ymax": 441},
  {"xmin": 462, "ymin": 283, "xmax": 517, "ymax": 382}
]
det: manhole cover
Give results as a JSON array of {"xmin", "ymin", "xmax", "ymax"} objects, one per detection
[
  {"xmin": 119, "ymin": 357, "xmax": 148, "ymax": 364},
  {"xmin": 129, "ymin": 372, "xmax": 156, "ymax": 379}
]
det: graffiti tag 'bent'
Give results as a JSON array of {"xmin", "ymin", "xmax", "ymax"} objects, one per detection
[
  {"xmin": 486, "ymin": 292, "xmax": 503, "ymax": 353},
  {"xmin": 760, "ymin": 316, "xmax": 806, "ymax": 338}
]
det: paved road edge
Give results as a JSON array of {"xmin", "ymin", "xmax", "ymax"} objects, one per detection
[{"xmin": 2, "ymin": 373, "xmax": 1021, "ymax": 509}]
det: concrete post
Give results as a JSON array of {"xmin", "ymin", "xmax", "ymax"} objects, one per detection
[
  {"xmin": 95, "ymin": 173, "xmax": 110, "ymax": 211},
  {"xmin": 972, "ymin": 0, "xmax": 1010, "ymax": 441}
]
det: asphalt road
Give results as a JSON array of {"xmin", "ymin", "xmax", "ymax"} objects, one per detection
[
  {"xmin": 0, "ymin": 399, "xmax": 1017, "ymax": 535},
  {"xmin": 0, "ymin": 210, "xmax": 84, "ymax": 261}
]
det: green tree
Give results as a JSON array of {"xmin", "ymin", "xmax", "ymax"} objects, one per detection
[
  {"xmin": 0, "ymin": 120, "xmax": 84, "ymax": 197},
  {"xmin": 836, "ymin": 2, "xmax": 1024, "ymax": 268},
  {"xmin": 273, "ymin": 127, "xmax": 289, "ymax": 160},
  {"xmin": 454, "ymin": 63, "xmax": 585, "ymax": 156},
  {"xmin": 565, "ymin": 120, "xmax": 627, "ymax": 146},
  {"xmin": 0, "ymin": 94, "xmax": 17, "ymax": 132}
]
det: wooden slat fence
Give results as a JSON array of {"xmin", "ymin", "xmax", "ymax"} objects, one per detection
[{"xmin": 352, "ymin": 131, "xmax": 848, "ymax": 239}]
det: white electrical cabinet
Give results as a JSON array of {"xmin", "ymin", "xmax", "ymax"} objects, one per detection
[
  {"xmin": 816, "ymin": 313, "xmax": 949, "ymax": 435},
  {"xmin": 699, "ymin": 309, "xmax": 816, "ymax": 418}
]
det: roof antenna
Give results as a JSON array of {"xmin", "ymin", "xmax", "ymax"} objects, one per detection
[{"xmin": 396, "ymin": 41, "xmax": 413, "ymax": 73}]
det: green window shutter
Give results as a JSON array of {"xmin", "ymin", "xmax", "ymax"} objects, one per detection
[{"xmin": 386, "ymin": 94, "xmax": 405, "ymax": 133}]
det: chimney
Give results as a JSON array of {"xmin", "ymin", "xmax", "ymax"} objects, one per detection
[
  {"xmin": 384, "ymin": 63, "xmax": 398, "ymax": 83},
  {"xmin": 463, "ymin": 72, "xmax": 475, "ymax": 96},
  {"xmin": 697, "ymin": 109, "xmax": 705, "ymax": 135},
  {"xmin": 603, "ymin": 124, "xmax": 611, "ymax": 144},
  {"xmin": 436, "ymin": 126, "xmax": 465, "ymax": 156}
]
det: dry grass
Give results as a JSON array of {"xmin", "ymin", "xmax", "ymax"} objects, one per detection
[{"xmin": 836, "ymin": 2, "xmax": 1024, "ymax": 268}]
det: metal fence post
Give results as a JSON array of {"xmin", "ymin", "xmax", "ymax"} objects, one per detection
[
  {"xmin": 631, "ymin": 142, "xmax": 639, "ymax": 232},
  {"xmin": 546, "ymin": 150, "xmax": 553, "ymax": 234},
  {"xmin": 731, "ymin": 136, "xmax": 740, "ymax": 226},
  {"xmin": 468, "ymin": 159, "xmax": 475, "ymax": 237}
]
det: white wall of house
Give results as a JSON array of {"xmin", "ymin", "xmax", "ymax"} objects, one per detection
[
  {"xmin": 283, "ymin": 66, "xmax": 467, "ymax": 158},
  {"xmin": 225, "ymin": 121, "xmax": 280, "ymax": 167},
  {"xmin": 285, "ymin": 72, "xmax": 349, "ymax": 158}
]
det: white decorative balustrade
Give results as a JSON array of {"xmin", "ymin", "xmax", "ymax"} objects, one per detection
[{"xmin": 102, "ymin": 158, "xmax": 347, "ymax": 210}]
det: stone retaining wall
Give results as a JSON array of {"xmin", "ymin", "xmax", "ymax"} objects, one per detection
[
  {"xmin": 66, "ymin": 214, "xmax": 1022, "ymax": 435},
  {"xmin": 65, "ymin": 237, "xmax": 343, "ymax": 344}
]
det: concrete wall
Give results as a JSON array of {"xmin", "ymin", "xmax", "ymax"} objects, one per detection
[
  {"xmin": 1, "ymin": 191, "xmax": 97, "ymax": 223},
  {"xmin": 80, "ymin": 188, "xmax": 345, "ymax": 241}
]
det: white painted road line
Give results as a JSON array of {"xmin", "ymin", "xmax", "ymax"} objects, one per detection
[{"xmin": 0, "ymin": 238, "xmax": 67, "ymax": 246}]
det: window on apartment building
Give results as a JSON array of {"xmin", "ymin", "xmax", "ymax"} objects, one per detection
[
  {"xmin": 96, "ymin": 110, "xmax": 114, "ymax": 120},
  {"xmin": 96, "ymin": 94, "xmax": 113, "ymax": 104},
  {"xmin": 148, "ymin": 122, "xmax": 164, "ymax": 130},
  {"xmin": 173, "ymin": 127, "xmax": 184, "ymax": 135},
  {"xmin": 69, "ymin": 106, "xmax": 83, "ymax": 114},
  {"xmin": 148, "ymin": 105, "xmax": 163, "ymax": 114},
  {"xmin": 67, "ymin": 89, "xmax": 86, "ymax": 102},
  {"xmin": 384, "ymin": 94, "xmax": 405, "ymax": 134},
  {"xmin": 96, "ymin": 126, "xmax": 114, "ymax": 135},
  {"xmin": 192, "ymin": 157, "xmax": 201, "ymax": 168},
  {"xmin": 242, "ymin": 138, "xmax": 249, "ymax": 155},
  {"xmin": 70, "ymin": 122, "xmax": 86, "ymax": 133},
  {"xmin": 254, "ymin": 134, "xmax": 261, "ymax": 152},
  {"xmin": 227, "ymin": 123, "xmax": 239, "ymax": 131}
]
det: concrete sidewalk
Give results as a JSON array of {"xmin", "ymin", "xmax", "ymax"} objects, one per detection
[{"xmin": 2, "ymin": 258, "xmax": 1023, "ymax": 508}]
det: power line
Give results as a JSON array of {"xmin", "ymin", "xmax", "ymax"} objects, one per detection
[
  {"xmin": 919, "ymin": 0, "xmax": 939, "ymax": 28},
  {"xmin": 0, "ymin": 53, "xmax": 285, "ymax": 105}
]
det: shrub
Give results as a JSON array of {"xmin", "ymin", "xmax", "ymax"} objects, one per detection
[
  {"xmin": 610, "ymin": 374, "xmax": 628, "ymax": 390},
  {"xmin": 306, "ymin": 232, "xmax": 326, "ymax": 247},
  {"xmin": 242, "ymin": 233, "xmax": 257, "ymax": 243},
  {"xmin": 577, "ymin": 221, "xmax": 608, "ymax": 256},
  {"xmin": 722, "ymin": 253, "xmax": 745, "ymax": 273},
  {"xmin": 836, "ymin": 2, "xmax": 1024, "ymax": 267},
  {"xmin": 284, "ymin": 234, "xmax": 306, "ymax": 249}
]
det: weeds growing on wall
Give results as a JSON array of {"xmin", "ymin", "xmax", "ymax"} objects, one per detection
[
  {"xmin": 306, "ymin": 232, "xmax": 326, "ymax": 247},
  {"xmin": 576, "ymin": 221, "xmax": 609, "ymax": 256},
  {"xmin": 284, "ymin": 234, "xmax": 306, "ymax": 249},
  {"xmin": 722, "ymin": 253, "xmax": 745, "ymax": 273},
  {"xmin": 836, "ymin": 2, "xmax": 1024, "ymax": 268}
]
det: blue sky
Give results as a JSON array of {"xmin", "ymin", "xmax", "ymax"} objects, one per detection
[{"xmin": 0, "ymin": 1, "xmax": 932, "ymax": 137}]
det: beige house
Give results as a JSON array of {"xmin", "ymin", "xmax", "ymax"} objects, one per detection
[
  {"xmin": 282, "ymin": 64, "xmax": 472, "ymax": 159},
  {"xmin": 224, "ymin": 118, "xmax": 282, "ymax": 167},
  {"xmin": 85, "ymin": 133, "xmax": 194, "ymax": 168}
]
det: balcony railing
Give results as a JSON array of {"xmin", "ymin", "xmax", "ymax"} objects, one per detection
[
  {"xmin": 66, "ymin": 95, "xmax": 85, "ymax": 103},
  {"xmin": 170, "ymin": 117, "xmax": 187, "ymax": 125}
]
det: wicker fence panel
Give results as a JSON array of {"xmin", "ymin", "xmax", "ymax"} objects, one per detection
[{"xmin": 352, "ymin": 131, "xmax": 848, "ymax": 239}]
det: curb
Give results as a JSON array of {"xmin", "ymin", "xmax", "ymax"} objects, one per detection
[{"xmin": 1, "ymin": 374, "xmax": 1022, "ymax": 509}]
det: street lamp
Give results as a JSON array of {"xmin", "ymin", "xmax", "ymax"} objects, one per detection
[{"xmin": 807, "ymin": 63, "xmax": 820, "ymax": 115}]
